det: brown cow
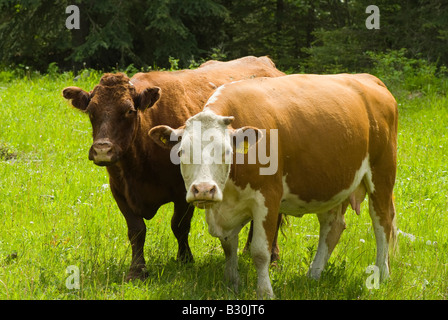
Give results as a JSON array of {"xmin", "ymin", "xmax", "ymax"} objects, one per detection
[
  {"xmin": 150, "ymin": 73, "xmax": 398, "ymax": 298},
  {"xmin": 62, "ymin": 56, "xmax": 284, "ymax": 281}
]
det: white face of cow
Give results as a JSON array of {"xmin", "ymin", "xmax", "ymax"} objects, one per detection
[
  {"xmin": 180, "ymin": 110, "xmax": 234, "ymax": 207},
  {"xmin": 148, "ymin": 109, "xmax": 262, "ymax": 208}
]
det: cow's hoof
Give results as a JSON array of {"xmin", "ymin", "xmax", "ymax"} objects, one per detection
[
  {"xmin": 306, "ymin": 267, "xmax": 323, "ymax": 281},
  {"xmin": 224, "ymin": 271, "xmax": 240, "ymax": 294},
  {"xmin": 256, "ymin": 286, "xmax": 275, "ymax": 300},
  {"xmin": 125, "ymin": 265, "xmax": 148, "ymax": 282},
  {"xmin": 177, "ymin": 250, "xmax": 194, "ymax": 264}
]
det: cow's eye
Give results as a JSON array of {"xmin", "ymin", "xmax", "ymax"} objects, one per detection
[{"xmin": 126, "ymin": 108, "xmax": 136, "ymax": 116}]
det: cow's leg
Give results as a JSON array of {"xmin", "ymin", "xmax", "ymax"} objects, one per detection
[
  {"xmin": 251, "ymin": 202, "xmax": 280, "ymax": 299},
  {"xmin": 111, "ymin": 186, "xmax": 148, "ymax": 281},
  {"xmin": 244, "ymin": 214, "xmax": 281, "ymax": 263},
  {"xmin": 368, "ymin": 191, "xmax": 397, "ymax": 282},
  {"xmin": 221, "ymin": 234, "xmax": 240, "ymax": 292},
  {"xmin": 172, "ymin": 201, "xmax": 194, "ymax": 263},
  {"xmin": 368, "ymin": 148, "xmax": 398, "ymax": 282},
  {"xmin": 124, "ymin": 214, "xmax": 148, "ymax": 281},
  {"xmin": 307, "ymin": 204, "xmax": 346, "ymax": 280}
]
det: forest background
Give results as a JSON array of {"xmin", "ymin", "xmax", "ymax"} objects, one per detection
[{"xmin": 1, "ymin": 0, "xmax": 447, "ymax": 77}]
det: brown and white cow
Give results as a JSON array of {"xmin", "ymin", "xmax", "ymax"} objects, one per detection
[
  {"xmin": 62, "ymin": 56, "xmax": 284, "ymax": 281},
  {"xmin": 149, "ymin": 73, "xmax": 398, "ymax": 298}
]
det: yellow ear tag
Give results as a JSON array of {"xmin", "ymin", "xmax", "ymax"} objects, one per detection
[
  {"xmin": 160, "ymin": 136, "xmax": 168, "ymax": 145},
  {"xmin": 236, "ymin": 140, "xmax": 249, "ymax": 154}
]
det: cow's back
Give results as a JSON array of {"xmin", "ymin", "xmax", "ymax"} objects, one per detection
[
  {"xmin": 131, "ymin": 56, "xmax": 285, "ymax": 129},
  {"xmin": 207, "ymin": 74, "xmax": 397, "ymax": 205}
]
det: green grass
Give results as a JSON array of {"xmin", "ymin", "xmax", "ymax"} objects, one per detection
[{"xmin": 0, "ymin": 72, "xmax": 447, "ymax": 300}]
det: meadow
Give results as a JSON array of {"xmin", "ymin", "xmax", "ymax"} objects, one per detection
[{"xmin": 0, "ymin": 69, "xmax": 447, "ymax": 300}]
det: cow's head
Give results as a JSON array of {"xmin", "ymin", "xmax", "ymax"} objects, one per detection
[
  {"xmin": 63, "ymin": 73, "xmax": 160, "ymax": 166},
  {"xmin": 149, "ymin": 109, "xmax": 262, "ymax": 208}
]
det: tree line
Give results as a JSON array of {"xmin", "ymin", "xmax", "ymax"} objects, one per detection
[{"xmin": 0, "ymin": 0, "xmax": 447, "ymax": 73}]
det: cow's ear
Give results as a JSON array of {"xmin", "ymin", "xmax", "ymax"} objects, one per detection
[
  {"xmin": 231, "ymin": 126, "xmax": 263, "ymax": 154},
  {"xmin": 62, "ymin": 86, "xmax": 90, "ymax": 111},
  {"xmin": 149, "ymin": 125, "xmax": 183, "ymax": 149},
  {"xmin": 135, "ymin": 87, "xmax": 161, "ymax": 111}
]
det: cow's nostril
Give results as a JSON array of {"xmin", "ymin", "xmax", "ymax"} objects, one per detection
[
  {"xmin": 209, "ymin": 185, "xmax": 216, "ymax": 196},
  {"xmin": 193, "ymin": 186, "xmax": 199, "ymax": 195}
]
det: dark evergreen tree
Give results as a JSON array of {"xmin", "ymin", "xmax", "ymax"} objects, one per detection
[{"xmin": 0, "ymin": 0, "xmax": 446, "ymax": 72}]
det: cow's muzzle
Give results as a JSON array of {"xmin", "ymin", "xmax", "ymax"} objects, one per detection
[
  {"xmin": 187, "ymin": 182, "xmax": 222, "ymax": 207},
  {"xmin": 89, "ymin": 139, "xmax": 118, "ymax": 166}
]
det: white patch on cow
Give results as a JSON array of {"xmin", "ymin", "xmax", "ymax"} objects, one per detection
[
  {"xmin": 364, "ymin": 161, "xmax": 375, "ymax": 194},
  {"xmin": 205, "ymin": 179, "xmax": 262, "ymax": 240},
  {"xmin": 280, "ymin": 155, "xmax": 374, "ymax": 216},
  {"xmin": 204, "ymin": 84, "xmax": 227, "ymax": 108},
  {"xmin": 369, "ymin": 202, "xmax": 390, "ymax": 281},
  {"xmin": 249, "ymin": 193, "xmax": 273, "ymax": 299},
  {"xmin": 204, "ymin": 80, "xmax": 244, "ymax": 109},
  {"xmin": 307, "ymin": 222, "xmax": 330, "ymax": 279}
]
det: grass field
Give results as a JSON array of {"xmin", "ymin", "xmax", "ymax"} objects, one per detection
[{"xmin": 0, "ymin": 71, "xmax": 447, "ymax": 300}]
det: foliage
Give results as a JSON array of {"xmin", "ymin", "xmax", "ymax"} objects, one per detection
[
  {"xmin": 0, "ymin": 0, "xmax": 228, "ymax": 70},
  {"xmin": 1, "ymin": 1, "xmax": 447, "ymax": 72},
  {"xmin": 367, "ymin": 49, "xmax": 448, "ymax": 96},
  {"xmin": 303, "ymin": 27, "xmax": 371, "ymax": 73},
  {"xmin": 303, "ymin": 0, "xmax": 448, "ymax": 74}
]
